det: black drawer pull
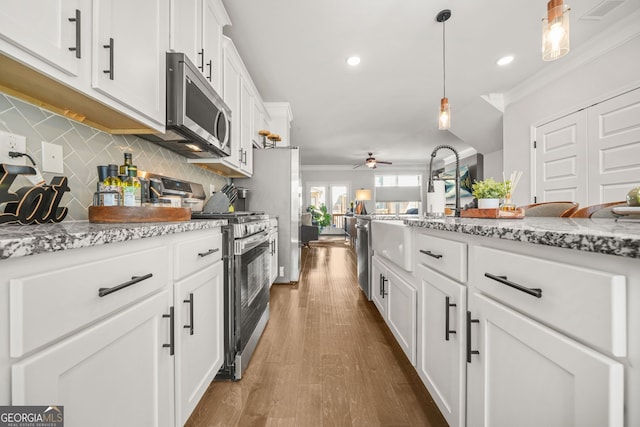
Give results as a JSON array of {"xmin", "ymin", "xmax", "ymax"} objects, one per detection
[
  {"xmin": 68, "ymin": 9, "xmax": 81, "ymax": 58},
  {"xmin": 206, "ymin": 60, "xmax": 212, "ymax": 81},
  {"xmin": 103, "ymin": 37, "xmax": 114, "ymax": 80},
  {"xmin": 98, "ymin": 273, "xmax": 153, "ymax": 297},
  {"xmin": 381, "ymin": 275, "xmax": 388, "ymax": 298},
  {"xmin": 420, "ymin": 249, "xmax": 443, "ymax": 259},
  {"xmin": 198, "ymin": 248, "xmax": 220, "ymax": 257},
  {"xmin": 466, "ymin": 311, "xmax": 479, "ymax": 363},
  {"xmin": 445, "ymin": 296, "xmax": 456, "ymax": 341},
  {"xmin": 163, "ymin": 306, "xmax": 175, "ymax": 355},
  {"xmin": 184, "ymin": 293, "xmax": 194, "ymax": 335},
  {"xmin": 197, "ymin": 48, "xmax": 204, "ymax": 71},
  {"xmin": 484, "ymin": 273, "xmax": 542, "ymax": 298}
]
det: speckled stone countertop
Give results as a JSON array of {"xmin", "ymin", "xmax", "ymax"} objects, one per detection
[
  {"xmin": 404, "ymin": 216, "xmax": 640, "ymax": 259},
  {"xmin": 0, "ymin": 220, "xmax": 227, "ymax": 261}
]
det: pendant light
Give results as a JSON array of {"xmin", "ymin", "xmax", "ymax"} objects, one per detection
[
  {"xmin": 542, "ymin": 0, "xmax": 570, "ymax": 61},
  {"xmin": 436, "ymin": 9, "xmax": 451, "ymax": 130}
]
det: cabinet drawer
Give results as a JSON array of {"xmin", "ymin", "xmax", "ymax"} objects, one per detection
[
  {"xmin": 174, "ymin": 230, "xmax": 223, "ymax": 280},
  {"xmin": 10, "ymin": 244, "xmax": 171, "ymax": 358},
  {"xmin": 416, "ymin": 233, "xmax": 467, "ymax": 283},
  {"xmin": 472, "ymin": 246, "xmax": 626, "ymax": 356}
]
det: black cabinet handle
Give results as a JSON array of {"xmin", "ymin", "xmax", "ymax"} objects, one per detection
[
  {"xmin": 163, "ymin": 306, "xmax": 175, "ymax": 355},
  {"xmin": 183, "ymin": 293, "xmax": 194, "ymax": 335},
  {"xmin": 484, "ymin": 273, "xmax": 542, "ymax": 298},
  {"xmin": 242, "ymin": 149, "xmax": 247, "ymax": 165},
  {"xmin": 466, "ymin": 311, "xmax": 480, "ymax": 363},
  {"xmin": 379, "ymin": 273, "xmax": 383, "ymax": 297},
  {"xmin": 68, "ymin": 9, "xmax": 81, "ymax": 58},
  {"xmin": 198, "ymin": 248, "xmax": 220, "ymax": 258},
  {"xmin": 98, "ymin": 273, "xmax": 153, "ymax": 297},
  {"xmin": 445, "ymin": 296, "xmax": 456, "ymax": 341},
  {"xmin": 381, "ymin": 275, "xmax": 388, "ymax": 298},
  {"xmin": 103, "ymin": 37, "xmax": 114, "ymax": 80},
  {"xmin": 206, "ymin": 60, "xmax": 212, "ymax": 81},
  {"xmin": 198, "ymin": 48, "xmax": 204, "ymax": 71},
  {"xmin": 420, "ymin": 249, "xmax": 443, "ymax": 259}
]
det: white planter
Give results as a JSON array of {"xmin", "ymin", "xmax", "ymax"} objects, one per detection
[{"xmin": 478, "ymin": 198, "xmax": 500, "ymax": 209}]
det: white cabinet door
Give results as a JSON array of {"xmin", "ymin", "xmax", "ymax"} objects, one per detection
[
  {"xmin": 222, "ymin": 41, "xmax": 241, "ymax": 169},
  {"xmin": 0, "ymin": 0, "xmax": 84, "ymax": 76},
  {"xmin": 240, "ymin": 78, "xmax": 253, "ymax": 175},
  {"xmin": 12, "ymin": 290, "xmax": 174, "ymax": 427},
  {"xmin": 252, "ymin": 96, "xmax": 265, "ymax": 146},
  {"xmin": 202, "ymin": 0, "xmax": 223, "ymax": 93},
  {"xmin": 174, "ymin": 260, "xmax": 224, "ymax": 426},
  {"xmin": 170, "ymin": 0, "xmax": 201, "ymax": 62},
  {"xmin": 269, "ymin": 229, "xmax": 278, "ymax": 285},
  {"xmin": 371, "ymin": 256, "xmax": 387, "ymax": 318},
  {"xmin": 92, "ymin": 0, "xmax": 167, "ymax": 124},
  {"xmin": 386, "ymin": 268, "xmax": 417, "ymax": 365},
  {"xmin": 587, "ymin": 87, "xmax": 640, "ymax": 203},
  {"xmin": 534, "ymin": 110, "xmax": 588, "ymax": 205},
  {"xmin": 467, "ymin": 292, "xmax": 624, "ymax": 427},
  {"xmin": 417, "ymin": 265, "xmax": 466, "ymax": 427}
]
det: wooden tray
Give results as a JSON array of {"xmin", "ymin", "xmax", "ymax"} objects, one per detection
[
  {"xmin": 460, "ymin": 208, "xmax": 525, "ymax": 219},
  {"xmin": 88, "ymin": 206, "xmax": 191, "ymax": 223}
]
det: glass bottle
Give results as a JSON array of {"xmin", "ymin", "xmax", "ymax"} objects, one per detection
[
  {"xmin": 123, "ymin": 167, "xmax": 141, "ymax": 207},
  {"xmin": 102, "ymin": 164, "xmax": 122, "ymax": 206},
  {"xmin": 119, "ymin": 152, "xmax": 133, "ymax": 178}
]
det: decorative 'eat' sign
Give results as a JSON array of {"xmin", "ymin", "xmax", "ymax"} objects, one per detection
[{"xmin": 0, "ymin": 164, "xmax": 70, "ymax": 225}]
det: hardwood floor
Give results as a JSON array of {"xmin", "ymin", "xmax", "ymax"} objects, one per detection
[{"xmin": 185, "ymin": 237, "xmax": 448, "ymax": 427}]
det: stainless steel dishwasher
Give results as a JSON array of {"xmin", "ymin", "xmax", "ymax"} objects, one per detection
[{"xmin": 356, "ymin": 217, "xmax": 372, "ymax": 299}]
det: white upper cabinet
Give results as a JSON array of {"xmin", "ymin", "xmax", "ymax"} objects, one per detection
[
  {"xmin": 0, "ymin": 0, "xmax": 168, "ymax": 132},
  {"xmin": 0, "ymin": 0, "xmax": 86, "ymax": 77},
  {"xmin": 170, "ymin": 0, "xmax": 229, "ymax": 94},
  {"xmin": 92, "ymin": 0, "xmax": 168, "ymax": 125},
  {"xmin": 222, "ymin": 39, "xmax": 242, "ymax": 169}
]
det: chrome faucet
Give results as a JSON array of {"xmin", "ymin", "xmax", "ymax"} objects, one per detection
[{"xmin": 428, "ymin": 144, "xmax": 461, "ymax": 217}]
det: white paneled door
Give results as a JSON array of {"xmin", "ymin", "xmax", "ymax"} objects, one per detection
[
  {"xmin": 587, "ymin": 88, "xmax": 640, "ymax": 204},
  {"xmin": 534, "ymin": 110, "xmax": 588, "ymax": 206}
]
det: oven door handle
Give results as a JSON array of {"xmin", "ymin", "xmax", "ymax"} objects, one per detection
[{"xmin": 236, "ymin": 230, "xmax": 270, "ymax": 255}]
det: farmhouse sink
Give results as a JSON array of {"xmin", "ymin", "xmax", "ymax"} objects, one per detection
[{"xmin": 372, "ymin": 220, "xmax": 413, "ymax": 271}]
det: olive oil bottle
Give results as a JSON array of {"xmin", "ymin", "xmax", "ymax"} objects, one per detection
[{"xmin": 123, "ymin": 167, "xmax": 141, "ymax": 207}]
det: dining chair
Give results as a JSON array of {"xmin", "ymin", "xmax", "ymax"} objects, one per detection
[
  {"xmin": 569, "ymin": 201, "xmax": 627, "ymax": 218},
  {"xmin": 519, "ymin": 201, "xmax": 579, "ymax": 217}
]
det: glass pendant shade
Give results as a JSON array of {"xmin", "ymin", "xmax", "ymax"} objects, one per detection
[
  {"xmin": 439, "ymin": 97, "xmax": 451, "ymax": 130},
  {"xmin": 542, "ymin": 0, "xmax": 570, "ymax": 61}
]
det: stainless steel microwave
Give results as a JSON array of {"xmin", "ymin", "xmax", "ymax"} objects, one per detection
[{"xmin": 140, "ymin": 52, "xmax": 231, "ymax": 158}]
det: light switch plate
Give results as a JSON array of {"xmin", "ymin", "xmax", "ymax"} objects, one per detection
[
  {"xmin": 209, "ymin": 184, "xmax": 216, "ymax": 195},
  {"xmin": 41, "ymin": 141, "xmax": 64, "ymax": 173}
]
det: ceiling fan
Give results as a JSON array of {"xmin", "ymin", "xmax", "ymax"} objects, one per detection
[{"xmin": 353, "ymin": 152, "xmax": 392, "ymax": 169}]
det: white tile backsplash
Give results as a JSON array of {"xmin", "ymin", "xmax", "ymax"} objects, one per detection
[{"xmin": 0, "ymin": 92, "xmax": 228, "ymax": 221}]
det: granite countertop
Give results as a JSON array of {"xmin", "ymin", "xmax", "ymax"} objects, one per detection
[
  {"xmin": 404, "ymin": 216, "xmax": 640, "ymax": 259},
  {"xmin": 0, "ymin": 219, "xmax": 227, "ymax": 261}
]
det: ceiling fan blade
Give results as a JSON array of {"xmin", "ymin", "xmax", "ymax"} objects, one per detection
[
  {"xmin": 377, "ymin": 161, "xmax": 393, "ymax": 165},
  {"xmin": 353, "ymin": 163, "xmax": 363, "ymax": 169}
]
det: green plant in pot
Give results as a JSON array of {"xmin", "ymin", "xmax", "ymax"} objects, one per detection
[
  {"xmin": 472, "ymin": 178, "xmax": 510, "ymax": 209},
  {"xmin": 306, "ymin": 204, "xmax": 332, "ymax": 232}
]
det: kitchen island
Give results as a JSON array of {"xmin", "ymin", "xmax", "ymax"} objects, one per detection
[{"xmin": 370, "ymin": 215, "xmax": 639, "ymax": 427}]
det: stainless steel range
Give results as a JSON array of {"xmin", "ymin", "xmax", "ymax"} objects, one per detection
[{"xmin": 192, "ymin": 211, "xmax": 271, "ymax": 380}]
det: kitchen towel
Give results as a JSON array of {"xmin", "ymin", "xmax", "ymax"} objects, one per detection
[{"xmin": 426, "ymin": 180, "xmax": 445, "ymax": 216}]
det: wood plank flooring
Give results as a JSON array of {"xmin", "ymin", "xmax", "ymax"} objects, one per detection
[{"xmin": 186, "ymin": 238, "xmax": 448, "ymax": 427}]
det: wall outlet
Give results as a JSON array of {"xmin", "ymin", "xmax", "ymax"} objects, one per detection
[
  {"xmin": 279, "ymin": 266, "xmax": 284, "ymax": 277},
  {"xmin": 0, "ymin": 130, "xmax": 27, "ymax": 166},
  {"xmin": 41, "ymin": 141, "xmax": 64, "ymax": 173},
  {"xmin": 209, "ymin": 184, "xmax": 216, "ymax": 195}
]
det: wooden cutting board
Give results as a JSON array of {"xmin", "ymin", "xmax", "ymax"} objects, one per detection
[
  {"xmin": 460, "ymin": 208, "xmax": 525, "ymax": 219},
  {"xmin": 88, "ymin": 206, "xmax": 191, "ymax": 223}
]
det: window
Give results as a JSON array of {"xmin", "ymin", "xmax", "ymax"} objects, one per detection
[
  {"xmin": 307, "ymin": 182, "xmax": 351, "ymax": 231},
  {"xmin": 374, "ymin": 174, "xmax": 422, "ymax": 214}
]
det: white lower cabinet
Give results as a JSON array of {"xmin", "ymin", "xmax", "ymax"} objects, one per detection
[
  {"xmin": 371, "ymin": 255, "xmax": 417, "ymax": 365},
  {"xmin": 417, "ymin": 264, "xmax": 466, "ymax": 427},
  {"xmin": 12, "ymin": 289, "xmax": 175, "ymax": 427},
  {"xmin": 466, "ymin": 291, "xmax": 624, "ymax": 427},
  {"xmin": 174, "ymin": 260, "xmax": 224, "ymax": 426}
]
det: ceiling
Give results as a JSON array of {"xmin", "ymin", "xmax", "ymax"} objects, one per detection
[{"xmin": 221, "ymin": 0, "xmax": 638, "ymax": 168}]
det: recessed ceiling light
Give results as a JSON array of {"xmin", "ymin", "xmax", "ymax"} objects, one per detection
[
  {"xmin": 346, "ymin": 56, "xmax": 361, "ymax": 66},
  {"xmin": 496, "ymin": 55, "xmax": 514, "ymax": 66}
]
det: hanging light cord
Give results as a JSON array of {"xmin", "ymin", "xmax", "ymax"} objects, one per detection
[{"xmin": 442, "ymin": 18, "xmax": 446, "ymax": 98}]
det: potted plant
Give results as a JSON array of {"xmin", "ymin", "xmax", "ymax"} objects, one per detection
[
  {"xmin": 472, "ymin": 178, "xmax": 510, "ymax": 209},
  {"xmin": 306, "ymin": 204, "xmax": 332, "ymax": 232}
]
